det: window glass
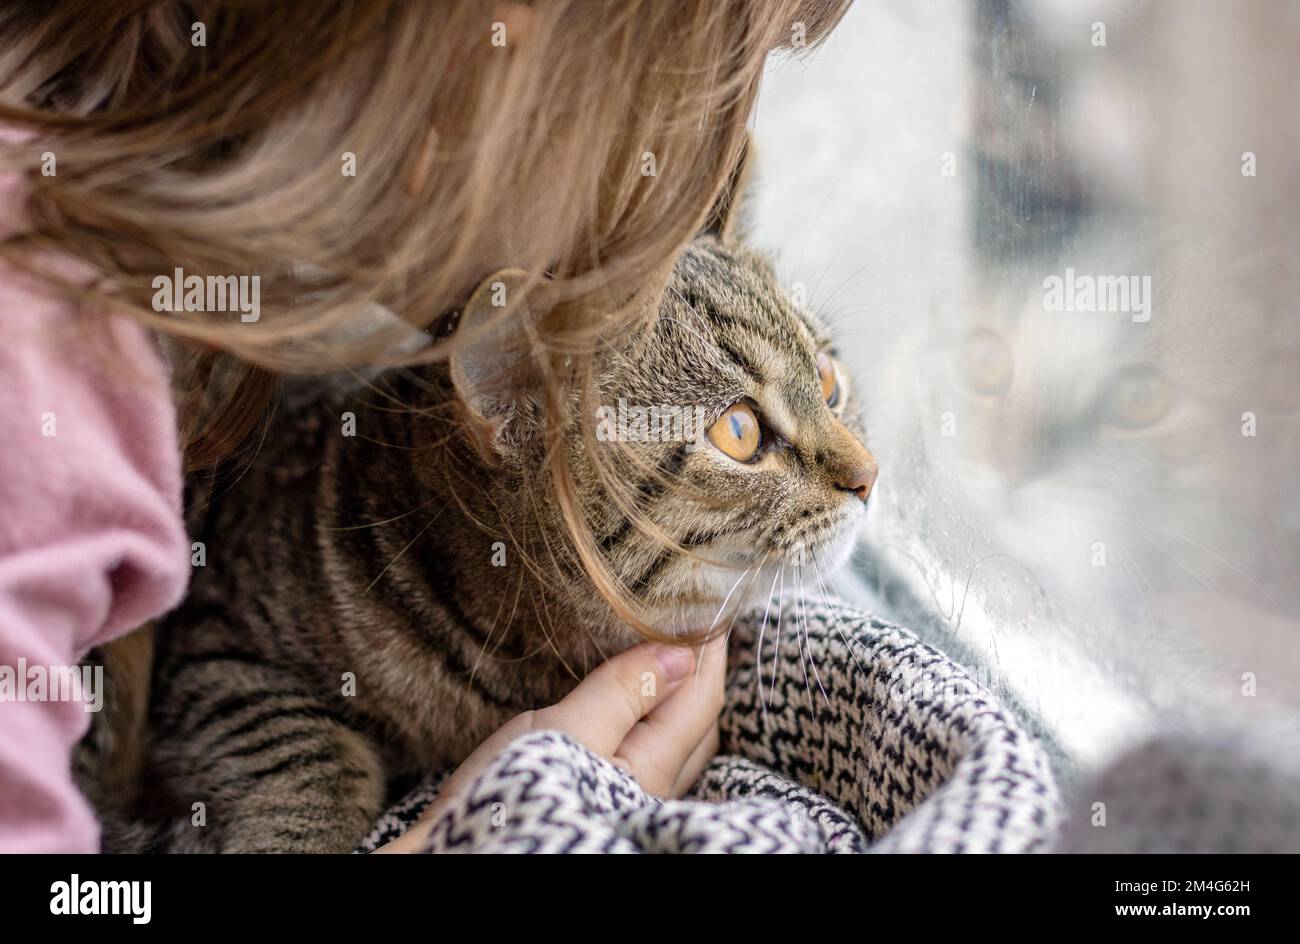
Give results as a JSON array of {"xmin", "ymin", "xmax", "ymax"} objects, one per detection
[{"xmin": 753, "ymin": 0, "xmax": 1300, "ymax": 764}]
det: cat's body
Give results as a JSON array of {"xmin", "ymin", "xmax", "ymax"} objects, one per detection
[{"xmin": 101, "ymin": 234, "xmax": 876, "ymax": 852}]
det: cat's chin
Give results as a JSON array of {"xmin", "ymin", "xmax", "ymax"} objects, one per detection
[
  {"xmin": 639, "ymin": 528, "xmax": 864, "ymax": 637},
  {"xmin": 780, "ymin": 511, "xmax": 865, "ymax": 574},
  {"xmin": 639, "ymin": 598, "xmax": 750, "ymax": 639},
  {"xmin": 809, "ymin": 524, "xmax": 862, "ymax": 577}
]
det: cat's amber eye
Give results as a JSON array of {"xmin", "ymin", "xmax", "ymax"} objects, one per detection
[
  {"xmin": 817, "ymin": 353, "xmax": 841, "ymax": 408},
  {"xmin": 707, "ymin": 402, "xmax": 762, "ymax": 462}
]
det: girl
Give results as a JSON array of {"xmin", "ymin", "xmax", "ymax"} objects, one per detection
[{"xmin": 0, "ymin": 0, "xmax": 847, "ymax": 852}]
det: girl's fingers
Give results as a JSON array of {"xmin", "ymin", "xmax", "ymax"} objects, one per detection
[
  {"xmin": 376, "ymin": 638, "xmax": 726, "ymax": 851},
  {"xmin": 534, "ymin": 641, "xmax": 696, "ymax": 757},
  {"xmin": 668, "ymin": 721, "xmax": 720, "ymax": 799},
  {"xmin": 612, "ymin": 636, "xmax": 727, "ymax": 795}
]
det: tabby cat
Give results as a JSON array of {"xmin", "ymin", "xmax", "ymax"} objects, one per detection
[{"xmin": 96, "ymin": 223, "xmax": 877, "ymax": 853}]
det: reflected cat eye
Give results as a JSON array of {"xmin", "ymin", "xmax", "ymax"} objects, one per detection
[
  {"xmin": 1103, "ymin": 363, "xmax": 1174, "ymax": 430},
  {"xmin": 707, "ymin": 402, "xmax": 762, "ymax": 462},
  {"xmin": 817, "ymin": 352, "xmax": 841, "ymax": 408},
  {"xmin": 957, "ymin": 328, "xmax": 1014, "ymax": 396}
]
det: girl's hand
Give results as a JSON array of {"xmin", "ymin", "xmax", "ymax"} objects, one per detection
[{"xmin": 376, "ymin": 637, "xmax": 726, "ymax": 853}]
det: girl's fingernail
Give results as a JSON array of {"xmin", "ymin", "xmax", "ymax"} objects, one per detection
[{"xmin": 654, "ymin": 644, "xmax": 694, "ymax": 683}]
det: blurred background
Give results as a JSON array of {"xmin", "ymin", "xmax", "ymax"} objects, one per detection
[{"xmin": 751, "ymin": 0, "xmax": 1300, "ymax": 772}]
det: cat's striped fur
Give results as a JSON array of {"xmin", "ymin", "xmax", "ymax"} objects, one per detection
[{"xmin": 93, "ymin": 233, "xmax": 877, "ymax": 852}]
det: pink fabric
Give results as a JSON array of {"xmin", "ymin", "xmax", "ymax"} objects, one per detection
[{"xmin": 0, "ymin": 138, "xmax": 189, "ymax": 852}]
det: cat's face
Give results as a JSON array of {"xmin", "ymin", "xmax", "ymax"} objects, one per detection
[
  {"xmin": 932, "ymin": 306, "xmax": 1205, "ymax": 538},
  {"xmin": 449, "ymin": 236, "xmax": 876, "ymax": 634},
  {"xmin": 584, "ymin": 237, "xmax": 877, "ymax": 627},
  {"xmin": 889, "ymin": 254, "xmax": 1298, "ymax": 620}
]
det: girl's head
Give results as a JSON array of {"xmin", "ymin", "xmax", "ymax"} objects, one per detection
[{"xmin": 0, "ymin": 0, "xmax": 849, "ymax": 637}]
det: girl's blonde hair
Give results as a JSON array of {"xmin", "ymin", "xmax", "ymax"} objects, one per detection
[{"xmin": 0, "ymin": 0, "xmax": 848, "ymax": 639}]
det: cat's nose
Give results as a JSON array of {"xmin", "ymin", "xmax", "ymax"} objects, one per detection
[{"xmin": 839, "ymin": 453, "xmax": 878, "ymax": 502}]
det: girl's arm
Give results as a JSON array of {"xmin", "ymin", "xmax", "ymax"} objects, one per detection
[{"xmin": 0, "ymin": 284, "xmax": 190, "ymax": 852}]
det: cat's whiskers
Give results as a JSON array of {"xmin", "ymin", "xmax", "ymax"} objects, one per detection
[
  {"xmin": 718, "ymin": 551, "xmax": 771, "ymax": 645},
  {"xmin": 805, "ymin": 228, "xmax": 873, "ymax": 320},
  {"xmin": 797, "ymin": 567, "xmax": 830, "ymax": 707},
  {"xmin": 1149, "ymin": 519, "xmax": 1285, "ymax": 614},
  {"xmin": 814, "ymin": 559, "xmax": 874, "ymax": 685},
  {"xmin": 1128, "ymin": 518, "xmax": 1233, "ymax": 617},
  {"xmin": 706, "ymin": 564, "xmax": 758, "ymax": 636},
  {"xmin": 693, "ymin": 561, "xmax": 758, "ymax": 679},
  {"xmin": 794, "ymin": 568, "xmax": 813, "ymax": 708},
  {"xmin": 768, "ymin": 566, "xmax": 786, "ymax": 706},
  {"xmin": 704, "ymin": 557, "xmax": 769, "ymax": 684},
  {"xmin": 754, "ymin": 564, "xmax": 783, "ymax": 716},
  {"xmin": 1109, "ymin": 542, "xmax": 1158, "ymax": 628}
]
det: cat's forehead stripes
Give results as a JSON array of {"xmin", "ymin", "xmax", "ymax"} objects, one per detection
[
  {"xmin": 678, "ymin": 242, "xmax": 813, "ymax": 337},
  {"xmin": 664, "ymin": 239, "xmax": 827, "ymax": 411}
]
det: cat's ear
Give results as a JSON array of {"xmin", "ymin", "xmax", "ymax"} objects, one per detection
[
  {"xmin": 700, "ymin": 133, "xmax": 754, "ymax": 243},
  {"xmin": 448, "ymin": 268, "xmax": 540, "ymax": 463}
]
